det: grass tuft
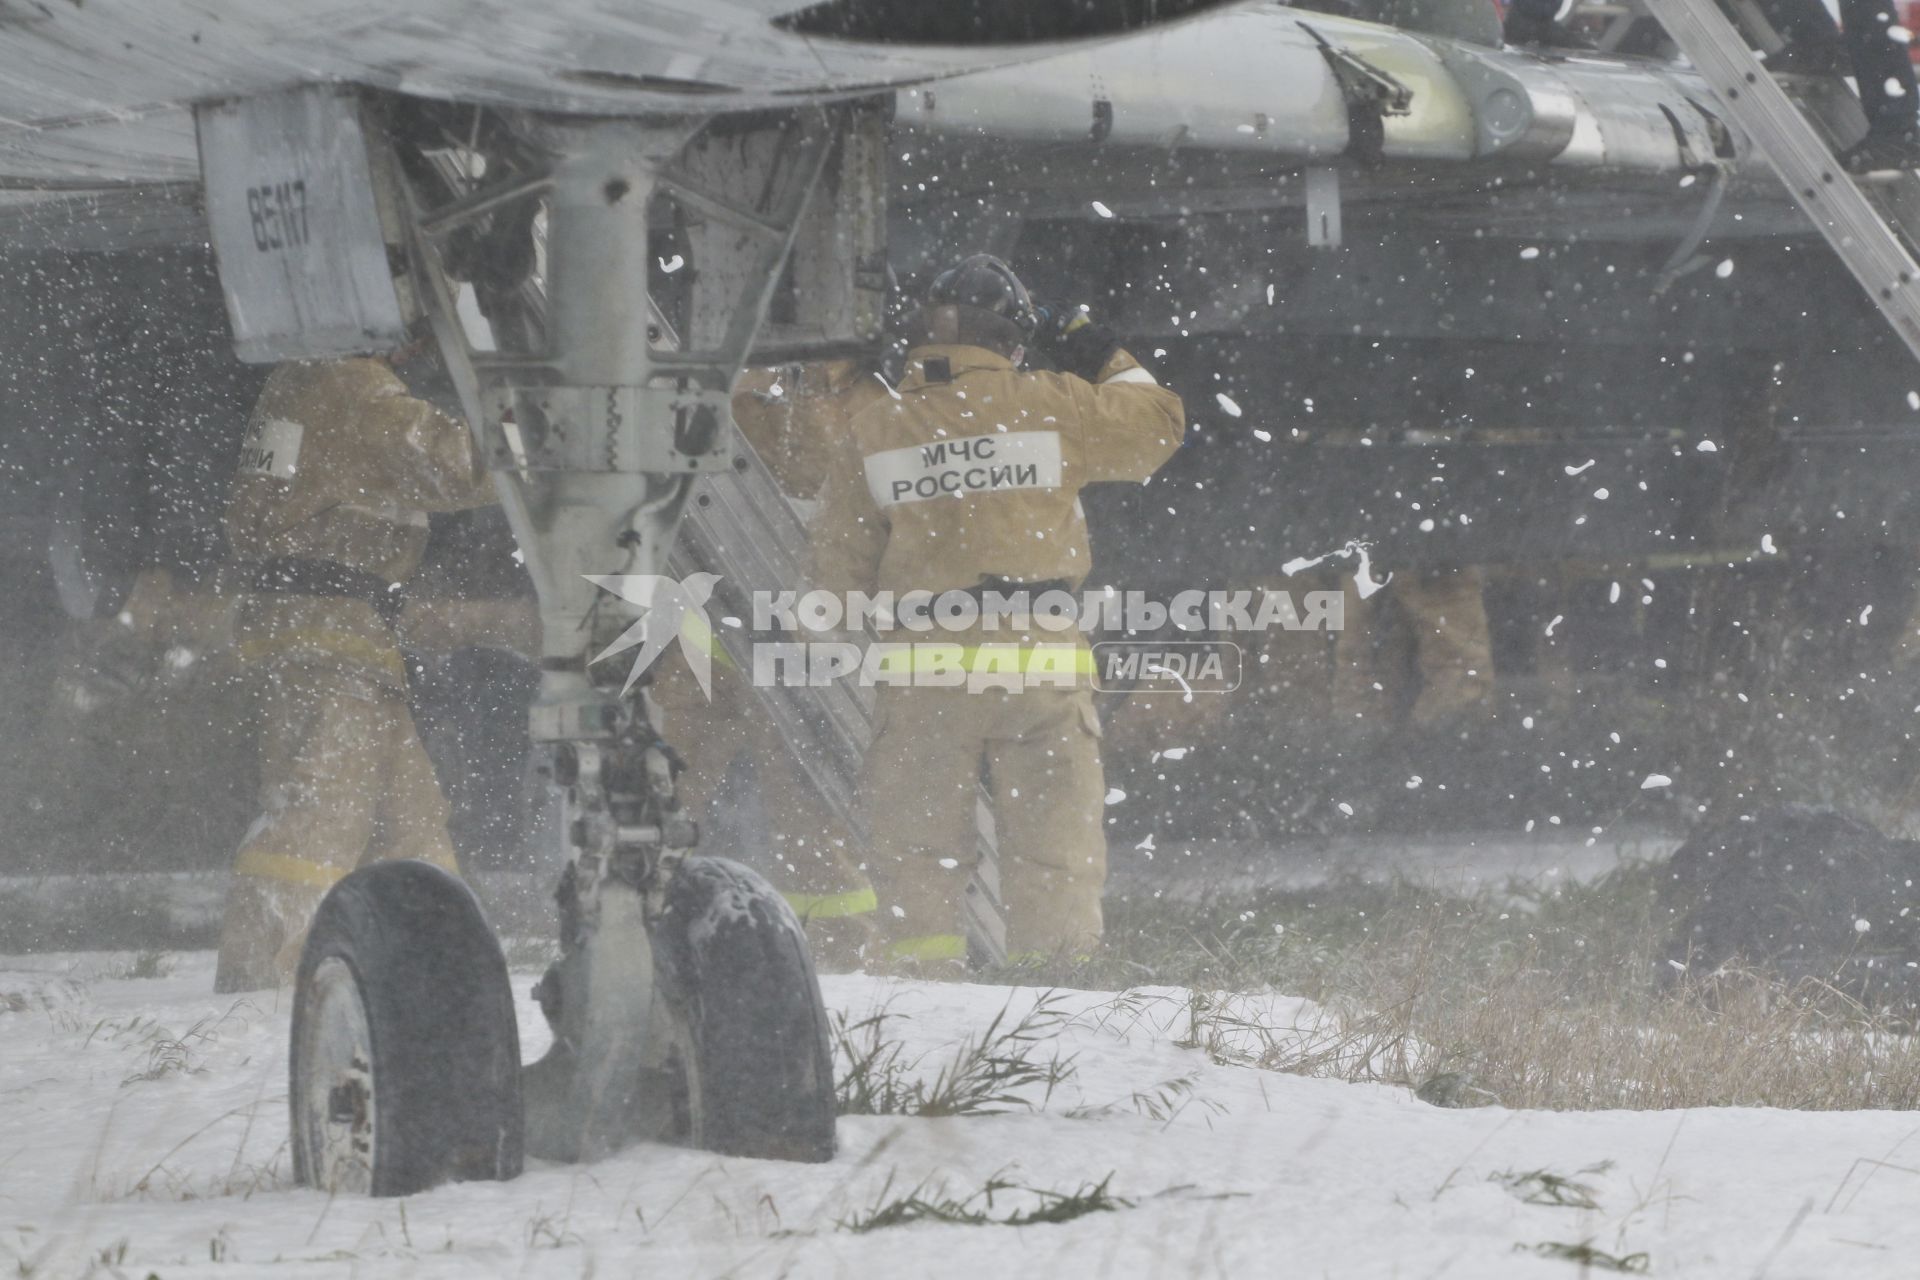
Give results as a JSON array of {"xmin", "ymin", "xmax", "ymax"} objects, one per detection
[
  {"xmin": 498, "ymin": 935, "xmax": 561, "ymax": 971},
  {"xmin": 125, "ymin": 950, "xmax": 176, "ymax": 981},
  {"xmin": 117, "ymin": 1003, "xmax": 254, "ymax": 1088},
  {"xmin": 833, "ymin": 992, "xmax": 1077, "ymax": 1117},
  {"xmin": 1520, "ymin": 1240, "xmax": 1651, "ymax": 1272},
  {"xmin": 1492, "ymin": 1164, "xmax": 1611, "ymax": 1211},
  {"xmin": 838, "ymin": 1170, "xmax": 1127, "ymax": 1233},
  {"xmin": 1066, "ymin": 1071, "xmax": 1223, "ymax": 1125}
]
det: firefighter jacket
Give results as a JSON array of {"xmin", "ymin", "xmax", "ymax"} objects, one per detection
[
  {"xmin": 810, "ymin": 343, "xmax": 1183, "ymax": 602},
  {"xmin": 225, "ymin": 358, "xmax": 496, "ymax": 688},
  {"xmin": 731, "ymin": 358, "xmax": 894, "ymax": 502}
]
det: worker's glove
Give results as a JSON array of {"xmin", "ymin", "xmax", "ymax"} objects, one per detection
[
  {"xmin": 1033, "ymin": 303, "xmax": 1122, "ymax": 382},
  {"xmin": 58, "ymin": 621, "xmax": 153, "ymax": 714}
]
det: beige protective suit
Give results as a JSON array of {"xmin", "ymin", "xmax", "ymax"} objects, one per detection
[
  {"xmin": 730, "ymin": 360, "xmax": 884, "ymax": 503},
  {"xmin": 652, "ymin": 360, "xmax": 892, "ymax": 958},
  {"xmin": 1334, "ymin": 566, "xmax": 1493, "ymax": 730},
  {"xmin": 215, "ymin": 356, "xmax": 495, "ymax": 992},
  {"xmin": 812, "ymin": 342, "xmax": 1183, "ymax": 963}
]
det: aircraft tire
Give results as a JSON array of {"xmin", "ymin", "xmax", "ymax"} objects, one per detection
[
  {"xmin": 652, "ymin": 856, "xmax": 837, "ymax": 1163},
  {"xmin": 290, "ymin": 860, "xmax": 524, "ymax": 1196}
]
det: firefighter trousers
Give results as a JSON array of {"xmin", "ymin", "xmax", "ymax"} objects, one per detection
[
  {"xmin": 654, "ymin": 655, "xmax": 876, "ymax": 933},
  {"xmin": 1335, "ymin": 566, "xmax": 1492, "ymax": 729},
  {"xmin": 861, "ymin": 683, "xmax": 1107, "ymax": 964},
  {"xmin": 213, "ymin": 656, "xmax": 460, "ymax": 992}
]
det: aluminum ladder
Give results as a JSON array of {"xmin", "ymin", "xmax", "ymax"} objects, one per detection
[
  {"xmin": 1639, "ymin": 0, "xmax": 1920, "ymax": 360},
  {"xmin": 668, "ymin": 413, "xmax": 1010, "ymax": 966}
]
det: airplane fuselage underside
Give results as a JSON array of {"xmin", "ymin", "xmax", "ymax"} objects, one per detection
[
  {"xmin": 0, "ymin": 0, "xmax": 1777, "ymax": 192},
  {"xmin": 0, "ymin": 0, "xmax": 1220, "ymax": 184}
]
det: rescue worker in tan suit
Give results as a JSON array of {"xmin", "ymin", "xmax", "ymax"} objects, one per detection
[
  {"xmin": 812, "ymin": 256, "xmax": 1183, "ymax": 966},
  {"xmin": 214, "ymin": 348, "xmax": 496, "ymax": 992},
  {"xmin": 651, "ymin": 360, "xmax": 891, "ymax": 960},
  {"xmin": 1334, "ymin": 567, "xmax": 1493, "ymax": 731}
]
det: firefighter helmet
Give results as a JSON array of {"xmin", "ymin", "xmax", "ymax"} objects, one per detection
[{"xmin": 925, "ymin": 254, "xmax": 1038, "ymax": 341}]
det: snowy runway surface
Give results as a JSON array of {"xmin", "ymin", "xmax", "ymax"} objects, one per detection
[{"xmin": 4, "ymin": 954, "xmax": 1919, "ymax": 1278}]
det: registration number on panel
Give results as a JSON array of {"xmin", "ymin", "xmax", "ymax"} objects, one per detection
[{"xmin": 245, "ymin": 180, "xmax": 310, "ymax": 252}]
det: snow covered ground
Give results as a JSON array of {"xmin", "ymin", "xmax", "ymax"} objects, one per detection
[
  {"xmin": 4, "ymin": 952, "xmax": 1919, "ymax": 1279},
  {"xmin": 0, "ymin": 823, "xmax": 1678, "ymax": 953}
]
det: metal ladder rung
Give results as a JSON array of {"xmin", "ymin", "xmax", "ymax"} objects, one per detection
[{"xmin": 671, "ymin": 431, "xmax": 1010, "ymax": 966}]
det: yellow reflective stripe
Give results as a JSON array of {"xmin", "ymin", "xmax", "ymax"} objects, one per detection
[
  {"xmin": 681, "ymin": 609, "xmax": 738, "ymax": 673},
  {"xmin": 237, "ymin": 629, "xmax": 407, "ymax": 679},
  {"xmin": 233, "ymin": 849, "xmax": 351, "ymax": 889},
  {"xmin": 888, "ymin": 933, "xmax": 966, "ymax": 962},
  {"xmin": 892, "ymin": 645, "xmax": 1096, "ymax": 675},
  {"xmin": 783, "ymin": 886, "xmax": 878, "ymax": 920},
  {"xmin": 1006, "ymin": 950, "xmax": 1095, "ymax": 967}
]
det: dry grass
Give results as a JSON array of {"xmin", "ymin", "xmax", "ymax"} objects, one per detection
[
  {"xmin": 832, "ymin": 992, "xmax": 1077, "ymax": 1117},
  {"xmin": 498, "ymin": 935, "xmax": 561, "ymax": 971},
  {"xmin": 1001, "ymin": 867, "xmax": 1920, "ymax": 1112},
  {"xmin": 1519, "ymin": 1240, "xmax": 1651, "ymax": 1273},
  {"xmin": 120, "ymin": 1146, "xmax": 290, "ymax": 1202},
  {"xmin": 1391, "ymin": 961, "xmax": 1920, "ymax": 1111},
  {"xmin": 837, "ymin": 1170, "xmax": 1127, "ymax": 1233}
]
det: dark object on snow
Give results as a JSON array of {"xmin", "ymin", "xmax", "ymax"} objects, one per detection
[
  {"xmin": 1661, "ymin": 806, "xmax": 1920, "ymax": 1006},
  {"xmin": 290, "ymin": 861, "xmax": 524, "ymax": 1197},
  {"xmin": 1415, "ymin": 1071, "xmax": 1501, "ymax": 1109}
]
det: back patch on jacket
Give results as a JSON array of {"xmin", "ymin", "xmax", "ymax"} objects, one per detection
[
  {"xmin": 863, "ymin": 430, "xmax": 1062, "ymax": 507},
  {"xmin": 239, "ymin": 417, "xmax": 304, "ymax": 481}
]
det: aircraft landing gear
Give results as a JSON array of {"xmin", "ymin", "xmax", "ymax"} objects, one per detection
[{"xmin": 280, "ymin": 101, "xmax": 878, "ymax": 1192}]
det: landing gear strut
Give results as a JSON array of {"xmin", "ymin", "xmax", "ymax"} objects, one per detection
[{"xmin": 282, "ymin": 101, "xmax": 878, "ymax": 1190}]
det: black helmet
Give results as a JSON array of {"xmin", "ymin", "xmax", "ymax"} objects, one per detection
[{"xmin": 925, "ymin": 254, "xmax": 1037, "ymax": 340}]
